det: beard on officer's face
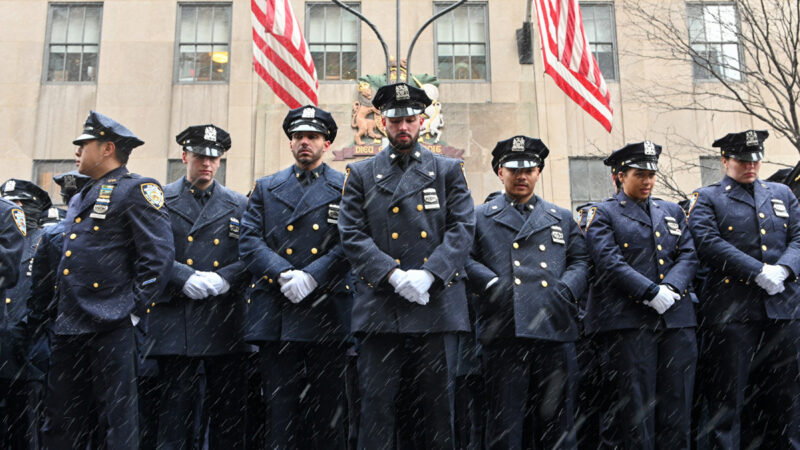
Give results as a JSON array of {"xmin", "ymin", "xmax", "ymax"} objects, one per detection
[{"xmin": 387, "ymin": 128, "xmax": 420, "ymax": 151}]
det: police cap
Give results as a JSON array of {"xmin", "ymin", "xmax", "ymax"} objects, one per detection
[
  {"xmin": 72, "ymin": 110, "xmax": 145, "ymax": 152},
  {"xmin": 1, "ymin": 179, "xmax": 52, "ymax": 210},
  {"xmin": 282, "ymin": 105, "xmax": 338, "ymax": 143},
  {"xmin": 372, "ymin": 83, "xmax": 432, "ymax": 118},
  {"xmin": 53, "ymin": 170, "xmax": 91, "ymax": 199},
  {"xmin": 713, "ymin": 129, "xmax": 768, "ymax": 162},
  {"xmin": 176, "ymin": 125, "xmax": 232, "ymax": 158},
  {"xmin": 604, "ymin": 141, "xmax": 662, "ymax": 173},
  {"xmin": 490, "ymin": 136, "xmax": 549, "ymax": 174}
]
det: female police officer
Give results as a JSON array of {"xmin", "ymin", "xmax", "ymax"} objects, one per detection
[{"xmin": 584, "ymin": 141, "xmax": 698, "ymax": 449}]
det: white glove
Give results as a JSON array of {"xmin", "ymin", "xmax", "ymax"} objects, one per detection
[
  {"xmin": 396, "ymin": 270, "xmax": 435, "ymax": 305},
  {"xmin": 756, "ymin": 264, "xmax": 789, "ymax": 295},
  {"xmin": 388, "ymin": 269, "xmax": 408, "ymax": 290},
  {"xmin": 182, "ymin": 273, "xmax": 217, "ymax": 299},
  {"xmin": 280, "ymin": 270, "xmax": 318, "ymax": 304},
  {"xmin": 198, "ymin": 271, "xmax": 230, "ymax": 296},
  {"xmin": 485, "ymin": 277, "xmax": 499, "ymax": 291},
  {"xmin": 643, "ymin": 285, "xmax": 679, "ymax": 315}
]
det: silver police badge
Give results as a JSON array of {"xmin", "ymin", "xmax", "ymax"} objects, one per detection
[
  {"xmin": 204, "ymin": 126, "xmax": 217, "ymax": 142},
  {"xmin": 746, "ymin": 130, "xmax": 759, "ymax": 147},
  {"xmin": 327, "ymin": 203, "xmax": 340, "ymax": 224},
  {"xmin": 644, "ymin": 141, "xmax": 656, "ymax": 156},
  {"xmin": 229, "ymin": 217, "xmax": 240, "ymax": 238},
  {"xmin": 423, "ymin": 188, "xmax": 440, "ymax": 210},
  {"xmin": 772, "ymin": 198, "xmax": 789, "ymax": 218},
  {"xmin": 395, "ymin": 84, "xmax": 410, "ymax": 101},
  {"xmin": 665, "ymin": 216, "xmax": 681, "ymax": 236},
  {"xmin": 551, "ymin": 225, "xmax": 565, "ymax": 244},
  {"xmin": 302, "ymin": 107, "xmax": 316, "ymax": 118},
  {"xmin": 4, "ymin": 180, "xmax": 15, "ymax": 193},
  {"xmin": 512, "ymin": 137, "xmax": 525, "ymax": 152}
]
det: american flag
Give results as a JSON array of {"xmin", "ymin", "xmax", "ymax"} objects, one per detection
[
  {"xmin": 251, "ymin": 0, "xmax": 319, "ymax": 107},
  {"xmin": 534, "ymin": 0, "xmax": 613, "ymax": 131}
]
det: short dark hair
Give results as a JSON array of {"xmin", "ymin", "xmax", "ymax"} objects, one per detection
[{"xmin": 103, "ymin": 140, "xmax": 130, "ymax": 164}]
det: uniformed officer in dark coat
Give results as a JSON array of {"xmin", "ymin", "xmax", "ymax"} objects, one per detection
[
  {"xmin": 0, "ymin": 180, "xmax": 44, "ymax": 449},
  {"xmin": 584, "ymin": 141, "xmax": 698, "ymax": 449},
  {"xmin": 687, "ymin": 130, "xmax": 800, "ymax": 448},
  {"xmin": 239, "ymin": 105, "xmax": 352, "ymax": 449},
  {"xmin": 146, "ymin": 124, "xmax": 249, "ymax": 449},
  {"xmin": 41, "ymin": 111, "xmax": 175, "ymax": 450},
  {"xmin": 338, "ymin": 82, "xmax": 475, "ymax": 449},
  {"xmin": 465, "ymin": 136, "xmax": 589, "ymax": 449}
]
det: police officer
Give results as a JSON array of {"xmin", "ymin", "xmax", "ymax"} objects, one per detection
[
  {"xmin": 240, "ymin": 105, "xmax": 352, "ymax": 449},
  {"xmin": 584, "ymin": 141, "xmax": 698, "ymax": 449},
  {"xmin": 338, "ymin": 82, "xmax": 475, "ymax": 449},
  {"xmin": 465, "ymin": 136, "xmax": 589, "ymax": 449},
  {"xmin": 0, "ymin": 179, "xmax": 48, "ymax": 449},
  {"xmin": 146, "ymin": 124, "xmax": 249, "ymax": 449},
  {"xmin": 687, "ymin": 130, "xmax": 800, "ymax": 448},
  {"xmin": 41, "ymin": 111, "xmax": 174, "ymax": 450}
]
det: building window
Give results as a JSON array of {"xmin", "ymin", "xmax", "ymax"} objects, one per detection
[
  {"xmin": 581, "ymin": 3, "xmax": 618, "ymax": 81},
  {"xmin": 306, "ymin": 3, "xmax": 360, "ymax": 81},
  {"xmin": 33, "ymin": 160, "xmax": 76, "ymax": 205},
  {"xmin": 44, "ymin": 4, "xmax": 103, "ymax": 83},
  {"xmin": 569, "ymin": 157, "xmax": 615, "ymax": 214},
  {"xmin": 175, "ymin": 3, "xmax": 232, "ymax": 83},
  {"xmin": 699, "ymin": 155, "xmax": 724, "ymax": 186},
  {"xmin": 167, "ymin": 159, "xmax": 227, "ymax": 185},
  {"xmin": 687, "ymin": 3, "xmax": 742, "ymax": 81},
  {"xmin": 434, "ymin": 2, "xmax": 489, "ymax": 81}
]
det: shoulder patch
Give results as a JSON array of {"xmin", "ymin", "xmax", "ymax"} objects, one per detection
[
  {"xmin": 11, "ymin": 208, "xmax": 26, "ymax": 236},
  {"xmin": 686, "ymin": 192, "xmax": 699, "ymax": 217},
  {"xmin": 585, "ymin": 207, "xmax": 598, "ymax": 229},
  {"xmin": 140, "ymin": 183, "xmax": 165, "ymax": 209},
  {"xmin": 460, "ymin": 162, "xmax": 469, "ymax": 189}
]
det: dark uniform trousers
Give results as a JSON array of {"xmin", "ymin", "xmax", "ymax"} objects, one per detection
[
  {"xmin": 240, "ymin": 164, "xmax": 353, "ymax": 450},
  {"xmin": 149, "ymin": 178, "xmax": 250, "ymax": 450},
  {"xmin": 585, "ymin": 193, "xmax": 698, "ymax": 450},
  {"xmin": 689, "ymin": 176, "xmax": 800, "ymax": 449},
  {"xmin": 467, "ymin": 194, "xmax": 590, "ymax": 450},
  {"xmin": 42, "ymin": 166, "xmax": 174, "ymax": 450},
  {"xmin": 338, "ymin": 145, "xmax": 475, "ymax": 450}
]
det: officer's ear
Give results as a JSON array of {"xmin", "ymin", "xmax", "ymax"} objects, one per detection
[
  {"xmin": 181, "ymin": 150, "xmax": 189, "ymax": 165},
  {"xmin": 101, "ymin": 140, "xmax": 116, "ymax": 157}
]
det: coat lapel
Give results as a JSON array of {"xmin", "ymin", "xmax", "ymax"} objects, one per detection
[
  {"xmin": 373, "ymin": 148, "xmax": 401, "ymax": 195},
  {"xmin": 722, "ymin": 176, "xmax": 756, "ymax": 208},
  {"xmin": 516, "ymin": 197, "xmax": 559, "ymax": 241},
  {"xmin": 270, "ymin": 167, "xmax": 304, "ymax": 211},
  {"xmin": 288, "ymin": 165, "xmax": 342, "ymax": 223},
  {"xmin": 618, "ymin": 192, "xmax": 652, "ymax": 226},
  {"xmin": 72, "ymin": 166, "xmax": 127, "ymax": 218},
  {"xmin": 486, "ymin": 196, "xmax": 524, "ymax": 233},
  {"xmin": 165, "ymin": 178, "xmax": 200, "ymax": 224},
  {"xmin": 190, "ymin": 183, "xmax": 237, "ymax": 234},
  {"xmin": 754, "ymin": 179, "xmax": 771, "ymax": 210},
  {"xmin": 390, "ymin": 146, "xmax": 435, "ymax": 206}
]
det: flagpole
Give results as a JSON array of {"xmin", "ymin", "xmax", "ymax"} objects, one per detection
[{"xmin": 396, "ymin": 0, "xmax": 401, "ymax": 77}]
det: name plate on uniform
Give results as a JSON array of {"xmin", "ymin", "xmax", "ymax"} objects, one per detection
[
  {"xmin": 229, "ymin": 217, "xmax": 240, "ymax": 239},
  {"xmin": 423, "ymin": 188, "xmax": 440, "ymax": 210},
  {"xmin": 772, "ymin": 199, "xmax": 789, "ymax": 218},
  {"xmin": 327, "ymin": 204, "xmax": 340, "ymax": 224},
  {"xmin": 664, "ymin": 216, "xmax": 681, "ymax": 236},
  {"xmin": 551, "ymin": 225, "xmax": 565, "ymax": 244}
]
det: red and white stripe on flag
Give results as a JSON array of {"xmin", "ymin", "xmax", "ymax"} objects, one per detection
[
  {"xmin": 534, "ymin": 0, "xmax": 613, "ymax": 132},
  {"xmin": 252, "ymin": 0, "xmax": 319, "ymax": 108}
]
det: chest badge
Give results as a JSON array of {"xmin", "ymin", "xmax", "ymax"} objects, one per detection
[
  {"xmin": 664, "ymin": 216, "xmax": 682, "ymax": 236},
  {"xmin": 422, "ymin": 188, "xmax": 440, "ymax": 210},
  {"xmin": 551, "ymin": 225, "xmax": 565, "ymax": 244},
  {"xmin": 772, "ymin": 199, "xmax": 789, "ymax": 218},
  {"xmin": 327, "ymin": 203, "xmax": 340, "ymax": 224}
]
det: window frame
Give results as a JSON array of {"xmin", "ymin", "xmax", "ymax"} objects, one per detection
[
  {"xmin": 305, "ymin": 2, "xmax": 361, "ymax": 83},
  {"xmin": 173, "ymin": 2, "xmax": 233, "ymax": 85},
  {"xmin": 32, "ymin": 159, "xmax": 78, "ymax": 206},
  {"xmin": 42, "ymin": 3, "xmax": 104, "ymax": 85},
  {"xmin": 568, "ymin": 156, "xmax": 615, "ymax": 215},
  {"xmin": 699, "ymin": 154, "xmax": 725, "ymax": 186},
  {"xmin": 579, "ymin": 1, "xmax": 619, "ymax": 82},
  {"xmin": 686, "ymin": 2, "xmax": 744, "ymax": 83},
  {"xmin": 433, "ymin": 1, "xmax": 491, "ymax": 83}
]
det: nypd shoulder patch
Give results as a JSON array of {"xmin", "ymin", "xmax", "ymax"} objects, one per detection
[
  {"xmin": 11, "ymin": 208, "xmax": 25, "ymax": 236},
  {"xmin": 140, "ymin": 183, "xmax": 165, "ymax": 210},
  {"xmin": 686, "ymin": 192, "xmax": 699, "ymax": 217},
  {"xmin": 585, "ymin": 207, "xmax": 597, "ymax": 230}
]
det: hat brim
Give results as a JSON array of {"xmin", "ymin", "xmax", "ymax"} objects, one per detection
[
  {"xmin": 2, "ymin": 194, "xmax": 29, "ymax": 202},
  {"xmin": 287, "ymin": 123, "xmax": 328, "ymax": 137},
  {"xmin": 184, "ymin": 146, "xmax": 225, "ymax": 158},
  {"xmin": 626, "ymin": 161, "xmax": 658, "ymax": 171},
  {"xmin": 72, "ymin": 133, "xmax": 99, "ymax": 145},
  {"xmin": 500, "ymin": 159, "xmax": 541, "ymax": 170},
  {"xmin": 728, "ymin": 151, "xmax": 764, "ymax": 162},
  {"xmin": 382, "ymin": 106, "xmax": 424, "ymax": 118}
]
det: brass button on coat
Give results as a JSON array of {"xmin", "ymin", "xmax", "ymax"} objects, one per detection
[
  {"xmin": 187, "ymin": 259, "xmax": 193, "ymax": 266},
  {"xmin": 213, "ymin": 238, "xmax": 220, "ymax": 245},
  {"xmin": 63, "ymin": 269, "xmax": 70, "ymax": 276},
  {"xmin": 420, "ymin": 231, "xmax": 427, "ymax": 238},
  {"xmin": 65, "ymin": 250, "xmax": 72, "ymax": 257},
  {"xmin": 392, "ymin": 207, "xmax": 399, "ymax": 213},
  {"xmin": 391, "ymin": 232, "xmax": 399, "ymax": 239},
  {"xmin": 187, "ymin": 236, "xmax": 194, "ymax": 242},
  {"xmin": 286, "ymin": 248, "xmax": 293, "ymax": 255},
  {"xmin": 287, "ymin": 225, "xmax": 294, "ymax": 231},
  {"xmin": 311, "ymin": 248, "xmax": 318, "ymax": 255}
]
